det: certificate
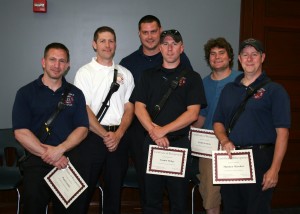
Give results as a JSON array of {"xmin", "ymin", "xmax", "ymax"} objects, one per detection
[
  {"xmin": 212, "ymin": 149, "xmax": 256, "ymax": 184},
  {"xmin": 190, "ymin": 128, "xmax": 221, "ymax": 159},
  {"xmin": 44, "ymin": 161, "xmax": 88, "ymax": 208},
  {"xmin": 146, "ymin": 145, "xmax": 188, "ymax": 178}
]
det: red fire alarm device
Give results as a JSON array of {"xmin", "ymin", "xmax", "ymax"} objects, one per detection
[{"xmin": 33, "ymin": 0, "xmax": 47, "ymax": 13}]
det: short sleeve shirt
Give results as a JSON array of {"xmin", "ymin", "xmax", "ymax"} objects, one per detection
[
  {"xmin": 12, "ymin": 75, "xmax": 89, "ymax": 146},
  {"xmin": 135, "ymin": 64, "xmax": 207, "ymax": 136},
  {"xmin": 213, "ymin": 72, "xmax": 291, "ymax": 146}
]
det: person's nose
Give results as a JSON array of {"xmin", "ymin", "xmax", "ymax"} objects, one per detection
[
  {"xmin": 147, "ymin": 32, "xmax": 153, "ymax": 39},
  {"xmin": 247, "ymin": 55, "xmax": 253, "ymax": 61},
  {"xmin": 54, "ymin": 60, "xmax": 60, "ymax": 68}
]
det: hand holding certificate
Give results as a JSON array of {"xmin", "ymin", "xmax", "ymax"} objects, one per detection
[
  {"xmin": 44, "ymin": 161, "xmax": 88, "ymax": 208},
  {"xmin": 146, "ymin": 145, "xmax": 188, "ymax": 178},
  {"xmin": 212, "ymin": 149, "xmax": 256, "ymax": 184},
  {"xmin": 190, "ymin": 128, "xmax": 221, "ymax": 159}
]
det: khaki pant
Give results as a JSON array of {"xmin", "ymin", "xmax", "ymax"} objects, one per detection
[{"xmin": 198, "ymin": 157, "xmax": 221, "ymax": 209}]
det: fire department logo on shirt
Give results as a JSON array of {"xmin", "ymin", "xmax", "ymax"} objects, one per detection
[
  {"xmin": 179, "ymin": 77, "xmax": 186, "ymax": 87},
  {"xmin": 253, "ymin": 88, "xmax": 266, "ymax": 99},
  {"xmin": 117, "ymin": 73, "xmax": 124, "ymax": 85},
  {"xmin": 64, "ymin": 93, "xmax": 74, "ymax": 106}
]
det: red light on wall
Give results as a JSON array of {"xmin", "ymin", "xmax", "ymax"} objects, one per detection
[{"xmin": 33, "ymin": 0, "xmax": 47, "ymax": 13}]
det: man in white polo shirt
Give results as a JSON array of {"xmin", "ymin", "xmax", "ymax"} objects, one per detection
[{"xmin": 74, "ymin": 26, "xmax": 134, "ymax": 214}]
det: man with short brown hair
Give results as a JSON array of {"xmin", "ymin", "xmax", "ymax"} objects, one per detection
[
  {"xmin": 134, "ymin": 29, "xmax": 206, "ymax": 214},
  {"xmin": 74, "ymin": 26, "xmax": 134, "ymax": 213}
]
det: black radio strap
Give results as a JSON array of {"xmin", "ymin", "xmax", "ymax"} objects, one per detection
[
  {"xmin": 150, "ymin": 69, "xmax": 188, "ymax": 121},
  {"xmin": 227, "ymin": 79, "xmax": 271, "ymax": 135},
  {"xmin": 96, "ymin": 68, "xmax": 120, "ymax": 122},
  {"xmin": 39, "ymin": 83, "xmax": 72, "ymax": 143}
]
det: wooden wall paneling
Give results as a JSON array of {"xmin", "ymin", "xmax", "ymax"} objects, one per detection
[
  {"xmin": 272, "ymin": 141, "xmax": 300, "ymax": 207},
  {"xmin": 240, "ymin": 0, "xmax": 300, "ymax": 208},
  {"xmin": 265, "ymin": 0, "xmax": 300, "ymax": 18}
]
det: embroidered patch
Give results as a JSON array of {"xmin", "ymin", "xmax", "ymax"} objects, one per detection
[
  {"xmin": 253, "ymin": 88, "xmax": 266, "ymax": 99},
  {"xmin": 179, "ymin": 77, "xmax": 186, "ymax": 87},
  {"xmin": 117, "ymin": 73, "xmax": 124, "ymax": 84},
  {"xmin": 64, "ymin": 93, "xmax": 74, "ymax": 106}
]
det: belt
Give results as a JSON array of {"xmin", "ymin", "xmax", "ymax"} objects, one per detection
[
  {"xmin": 235, "ymin": 144, "xmax": 274, "ymax": 150},
  {"xmin": 102, "ymin": 125, "xmax": 119, "ymax": 132}
]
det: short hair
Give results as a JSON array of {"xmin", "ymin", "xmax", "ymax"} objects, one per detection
[
  {"xmin": 44, "ymin": 43, "xmax": 70, "ymax": 62},
  {"xmin": 138, "ymin": 15, "xmax": 161, "ymax": 30},
  {"xmin": 204, "ymin": 37, "xmax": 234, "ymax": 69},
  {"xmin": 93, "ymin": 26, "xmax": 116, "ymax": 42}
]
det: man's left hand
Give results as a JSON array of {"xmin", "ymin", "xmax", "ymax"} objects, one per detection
[
  {"xmin": 41, "ymin": 144, "xmax": 65, "ymax": 165},
  {"xmin": 262, "ymin": 168, "xmax": 278, "ymax": 191},
  {"xmin": 103, "ymin": 132, "xmax": 121, "ymax": 152}
]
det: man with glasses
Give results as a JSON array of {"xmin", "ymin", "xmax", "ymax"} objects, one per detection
[
  {"xmin": 213, "ymin": 38, "xmax": 290, "ymax": 214},
  {"xmin": 134, "ymin": 29, "xmax": 206, "ymax": 214},
  {"xmin": 119, "ymin": 15, "xmax": 193, "ymax": 208}
]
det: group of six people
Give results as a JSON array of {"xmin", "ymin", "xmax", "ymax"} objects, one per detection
[{"xmin": 12, "ymin": 14, "xmax": 290, "ymax": 214}]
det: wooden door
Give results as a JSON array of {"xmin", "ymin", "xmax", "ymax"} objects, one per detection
[{"xmin": 240, "ymin": 0, "xmax": 300, "ymax": 207}]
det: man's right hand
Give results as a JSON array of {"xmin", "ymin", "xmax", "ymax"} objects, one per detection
[
  {"xmin": 41, "ymin": 144, "xmax": 66, "ymax": 165},
  {"xmin": 154, "ymin": 136, "xmax": 170, "ymax": 148},
  {"xmin": 53, "ymin": 156, "xmax": 69, "ymax": 169},
  {"xmin": 222, "ymin": 141, "xmax": 235, "ymax": 159}
]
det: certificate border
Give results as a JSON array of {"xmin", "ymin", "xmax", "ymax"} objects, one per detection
[
  {"xmin": 45, "ymin": 162, "xmax": 87, "ymax": 207},
  {"xmin": 213, "ymin": 150, "xmax": 256, "ymax": 184},
  {"xmin": 190, "ymin": 128, "xmax": 221, "ymax": 158},
  {"xmin": 147, "ymin": 145, "xmax": 187, "ymax": 177}
]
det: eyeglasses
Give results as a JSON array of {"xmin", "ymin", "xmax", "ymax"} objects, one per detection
[{"xmin": 161, "ymin": 29, "xmax": 180, "ymax": 36}]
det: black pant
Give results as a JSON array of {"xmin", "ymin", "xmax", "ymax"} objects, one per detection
[
  {"xmin": 22, "ymin": 151, "xmax": 79, "ymax": 214},
  {"xmin": 72, "ymin": 131, "xmax": 129, "ymax": 214},
  {"xmin": 127, "ymin": 118, "xmax": 147, "ymax": 207},
  {"xmin": 143, "ymin": 136, "xmax": 191, "ymax": 214},
  {"xmin": 221, "ymin": 146, "xmax": 275, "ymax": 214}
]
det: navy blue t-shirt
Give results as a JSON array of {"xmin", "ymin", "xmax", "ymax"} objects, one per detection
[
  {"xmin": 120, "ymin": 45, "xmax": 193, "ymax": 84},
  {"xmin": 120, "ymin": 45, "xmax": 194, "ymax": 132},
  {"xmin": 213, "ymin": 72, "xmax": 291, "ymax": 146},
  {"xmin": 135, "ymin": 64, "xmax": 207, "ymax": 137},
  {"xmin": 12, "ymin": 75, "xmax": 89, "ymax": 146}
]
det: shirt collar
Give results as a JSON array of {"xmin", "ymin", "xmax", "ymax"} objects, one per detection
[
  {"xmin": 138, "ymin": 45, "xmax": 162, "ymax": 61},
  {"xmin": 234, "ymin": 71, "xmax": 269, "ymax": 87},
  {"xmin": 91, "ymin": 57, "xmax": 115, "ymax": 70},
  {"xmin": 36, "ymin": 74, "xmax": 67, "ymax": 91}
]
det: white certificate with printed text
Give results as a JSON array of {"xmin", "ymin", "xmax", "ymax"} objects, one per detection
[
  {"xmin": 212, "ymin": 149, "xmax": 256, "ymax": 184},
  {"xmin": 146, "ymin": 145, "xmax": 188, "ymax": 178},
  {"xmin": 44, "ymin": 161, "xmax": 88, "ymax": 208},
  {"xmin": 190, "ymin": 128, "xmax": 221, "ymax": 159}
]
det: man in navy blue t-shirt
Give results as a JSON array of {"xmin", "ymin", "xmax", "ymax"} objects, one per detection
[
  {"xmin": 119, "ymin": 15, "xmax": 193, "ymax": 208},
  {"xmin": 135, "ymin": 29, "xmax": 206, "ymax": 214},
  {"xmin": 213, "ymin": 38, "xmax": 291, "ymax": 214},
  {"xmin": 12, "ymin": 43, "xmax": 89, "ymax": 214}
]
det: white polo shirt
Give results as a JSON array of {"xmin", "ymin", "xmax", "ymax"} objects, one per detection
[{"xmin": 74, "ymin": 57, "xmax": 134, "ymax": 125}]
